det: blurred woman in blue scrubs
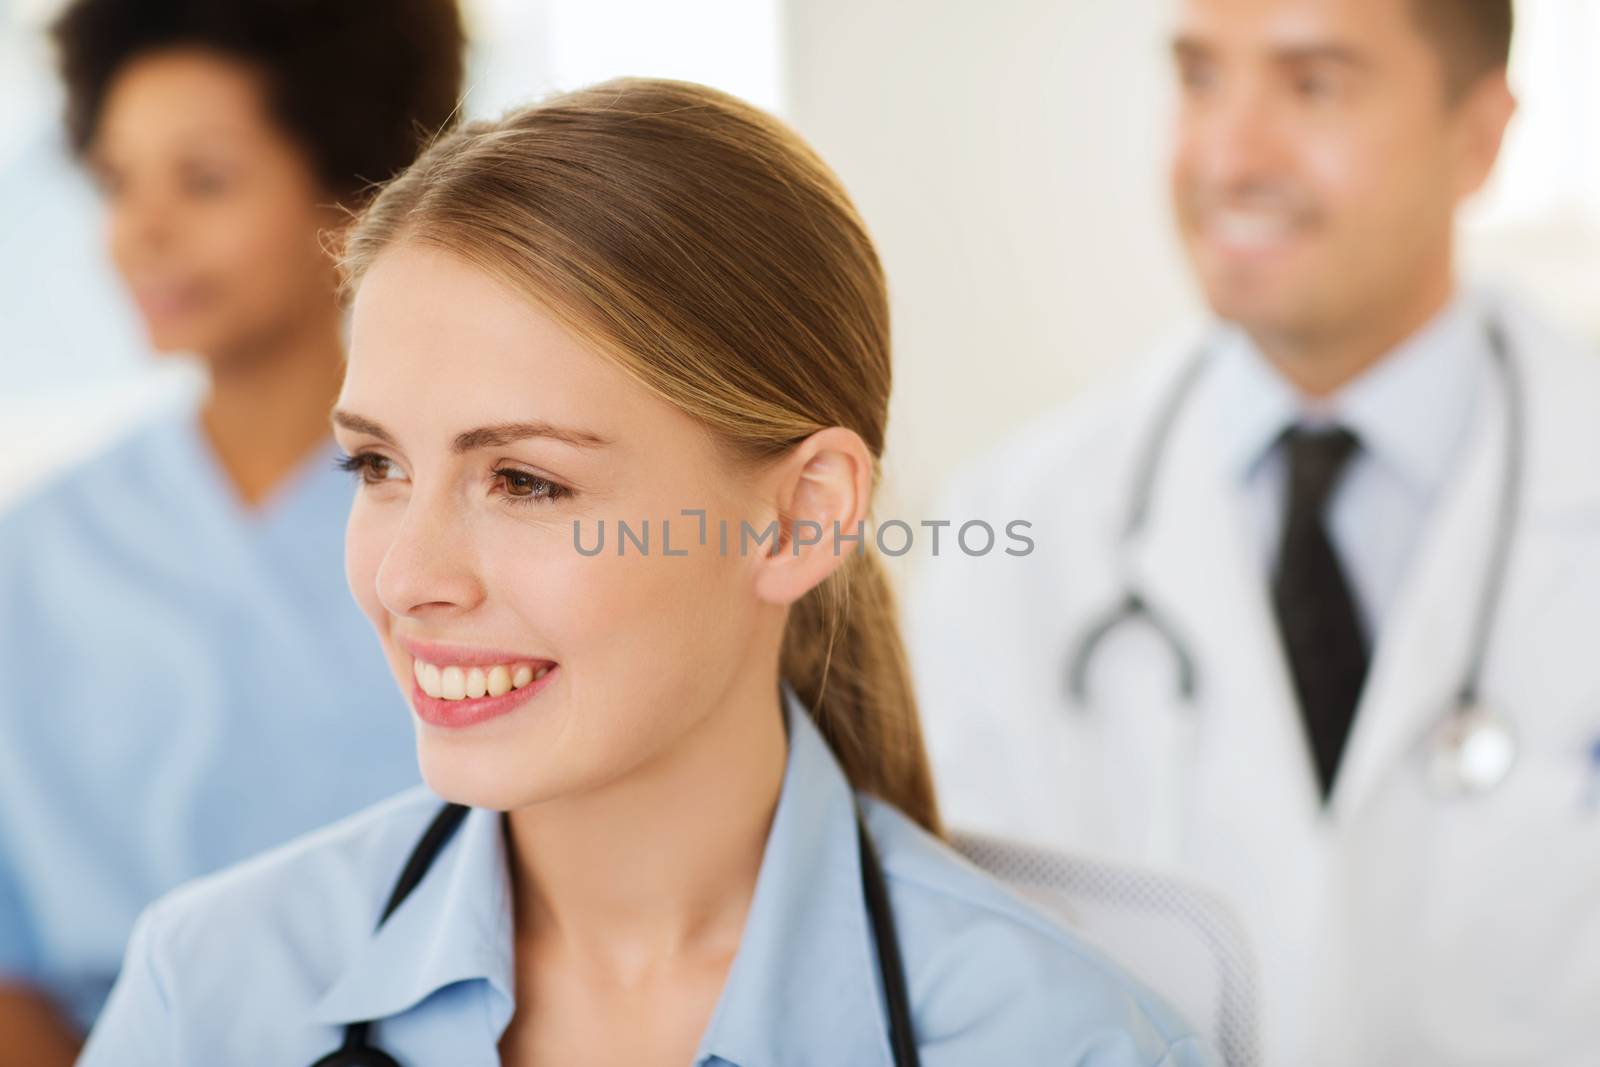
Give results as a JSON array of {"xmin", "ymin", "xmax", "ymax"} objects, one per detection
[
  {"xmin": 79, "ymin": 79, "xmax": 1216, "ymax": 1066},
  {"xmin": 0, "ymin": 2, "xmax": 464, "ymax": 1061}
]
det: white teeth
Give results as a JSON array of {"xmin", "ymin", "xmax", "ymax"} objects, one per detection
[{"xmin": 412, "ymin": 657, "xmax": 550, "ymax": 701}]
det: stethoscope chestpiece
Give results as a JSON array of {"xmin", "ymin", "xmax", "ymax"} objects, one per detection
[{"xmin": 1425, "ymin": 704, "xmax": 1518, "ymax": 798}]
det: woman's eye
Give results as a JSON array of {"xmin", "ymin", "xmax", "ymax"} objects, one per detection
[
  {"xmin": 335, "ymin": 451, "xmax": 403, "ymax": 485},
  {"xmin": 334, "ymin": 454, "xmax": 566, "ymax": 503},
  {"xmin": 495, "ymin": 468, "xmax": 568, "ymax": 505}
]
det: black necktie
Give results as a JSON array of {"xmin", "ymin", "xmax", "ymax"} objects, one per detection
[{"xmin": 1271, "ymin": 425, "xmax": 1368, "ymax": 802}]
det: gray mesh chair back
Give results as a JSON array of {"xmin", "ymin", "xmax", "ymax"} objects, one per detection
[{"xmin": 951, "ymin": 830, "xmax": 1260, "ymax": 1067}]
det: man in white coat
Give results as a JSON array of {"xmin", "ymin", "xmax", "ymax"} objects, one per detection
[{"xmin": 908, "ymin": 1, "xmax": 1600, "ymax": 1064}]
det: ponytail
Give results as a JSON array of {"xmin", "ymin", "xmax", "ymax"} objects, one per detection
[{"xmin": 781, "ymin": 550, "xmax": 943, "ymax": 837}]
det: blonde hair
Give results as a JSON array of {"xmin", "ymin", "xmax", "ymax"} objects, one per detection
[{"xmin": 339, "ymin": 78, "xmax": 942, "ymax": 835}]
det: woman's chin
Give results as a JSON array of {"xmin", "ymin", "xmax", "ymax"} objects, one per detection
[{"xmin": 417, "ymin": 745, "xmax": 561, "ymax": 813}]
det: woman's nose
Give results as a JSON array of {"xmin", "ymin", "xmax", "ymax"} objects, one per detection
[{"xmin": 374, "ymin": 497, "xmax": 488, "ymax": 620}]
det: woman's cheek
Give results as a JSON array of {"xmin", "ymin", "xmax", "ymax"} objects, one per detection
[
  {"xmin": 500, "ymin": 539, "xmax": 666, "ymax": 649},
  {"xmin": 598, "ymin": 533, "xmax": 745, "ymax": 652},
  {"xmin": 506, "ymin": 547, "xmax": 617, "ymax": 646}
]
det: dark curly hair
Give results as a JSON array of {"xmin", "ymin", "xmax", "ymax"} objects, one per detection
[{"xmin": 51, "ymin": 0, "xmax": 467, "ymax": 204}]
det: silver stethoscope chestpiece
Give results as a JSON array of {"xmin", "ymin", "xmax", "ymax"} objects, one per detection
[{"xmin": 1426, "ymin": 705, "xmax": 1518, "ymax": 798}]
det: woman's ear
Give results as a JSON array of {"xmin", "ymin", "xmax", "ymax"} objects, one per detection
[{"xmin": 752, "ymin": 426, "xmax": 873, "ymax": 607}]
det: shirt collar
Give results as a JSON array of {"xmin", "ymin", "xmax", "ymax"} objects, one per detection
[
  {"xmin": 693, "ymin": 682, "xmax": 893, "ymax": 1066},
  {"xmin": 1212, "ymin": 288, "xmax": 1493, "ymax": 498},
  {"xmin": 307, "ymin": 796, "xmax": 515, "ymax": 1027},
  {"xmin": 308, "ymin": 683, "xmax": 892, "ymax": 1066}
]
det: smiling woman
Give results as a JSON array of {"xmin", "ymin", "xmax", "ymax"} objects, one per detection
[{"xmin": 76, "ymin": 78, "xmax": 1217, "ymax": 1067}]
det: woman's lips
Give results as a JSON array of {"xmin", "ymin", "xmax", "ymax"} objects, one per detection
[
  {"xmin": 410, "ymin": 660, "xmax": 559, "ymax": 729},
  {"xmin": 397, "ymin": 636, "xmax": 559, "ymax": 729},
  {"xmin": 399, "ymin": 635, "xmax": 549, "ymax": 668}
]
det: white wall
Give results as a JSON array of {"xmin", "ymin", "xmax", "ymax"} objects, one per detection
[
  {"xmin": 1461, "ymin": 0, "xmax": 1600, "ymax": 339},
  {"xmin": 783, "ymin": 0, "xmax": 1200, "ymax": 541},
  {"xmin": 465, "ymin": 0, "xmax": 783, "ymax": 116}
]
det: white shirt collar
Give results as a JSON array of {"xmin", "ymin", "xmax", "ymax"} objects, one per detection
[{"xmin": 1212, "ymin": 288, "xmax": 1494, "ymax": 500}]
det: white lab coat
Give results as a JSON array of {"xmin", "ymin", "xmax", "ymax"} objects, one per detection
[{"xmin": 907, "ymin": 288, "xmax": 1600, "ymax": 1066}]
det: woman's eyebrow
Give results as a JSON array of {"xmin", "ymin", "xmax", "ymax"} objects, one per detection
[
  {"xmin": 331, "ymin": 410, "xmax": 613, "ymax": 451},
  {"xmin": 452, "ymin": 421, "xmax": 613, "ymax": 451}
]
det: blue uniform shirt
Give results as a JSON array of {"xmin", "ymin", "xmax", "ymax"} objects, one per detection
[
  {"xmin": 0, "ymin": 406, "xmax": 418, "ymax": 1030},
  {"xmin": 79, "ymin": 682, "xmax": 1215, "ymax": 1065}
]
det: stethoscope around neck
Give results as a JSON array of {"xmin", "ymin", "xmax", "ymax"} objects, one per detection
[
  {"xmin": 1063, "ymin": 314, "xmax": 1525, "ymax": 800},
  {"xmin": 310, "ymin": 800, "xmax": 924, "ymax": 1067}
]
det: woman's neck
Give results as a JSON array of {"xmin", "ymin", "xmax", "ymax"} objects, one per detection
[
  {"xmin": 503, "ymin": 669, "xmax": 789, "ymax": 984},
  {"xmin": 198, "ymin": 306, "xmax": 347, "ymax": 510}
]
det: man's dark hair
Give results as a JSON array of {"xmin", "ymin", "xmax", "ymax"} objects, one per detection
[
  {"xmin": 51, "ymin": 0, "xmax": 467, "ymax": 204},
  {"xmin": 1411, "ymin": 0, "xmax": 1514, "ymax": 99}
]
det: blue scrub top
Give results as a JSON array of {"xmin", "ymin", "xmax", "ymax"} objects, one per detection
[
  {"xmin": 0, "ymin": 406, "xmax": 418, "ymax": 1030},
  {"xmin": 79, "ymin": 682, "xmax": 1216, "ymax": 1066}
]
